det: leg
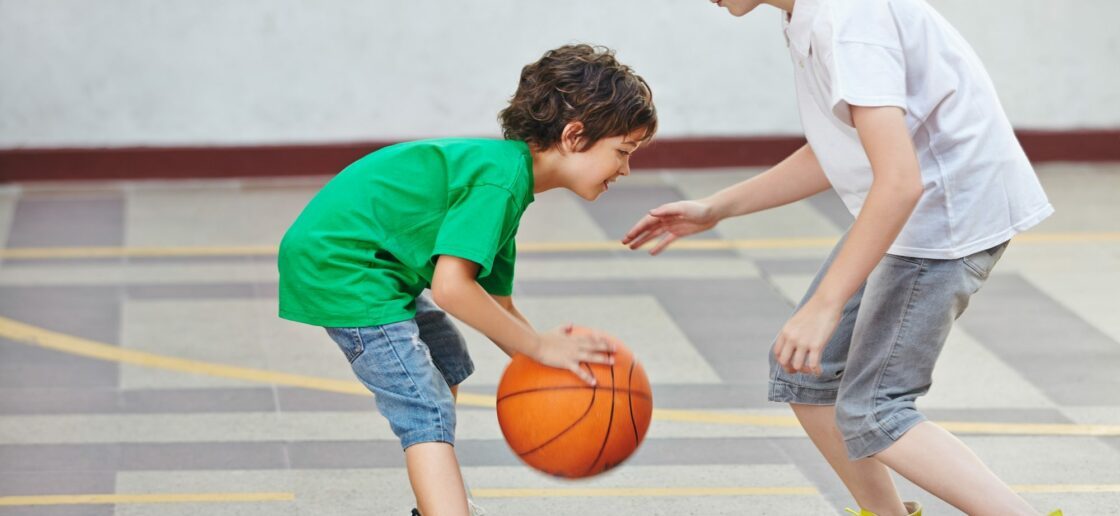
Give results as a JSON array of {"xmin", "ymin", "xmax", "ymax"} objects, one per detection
[
  {"xmin": 792, "ymin": 404, "xmax": 907, "ymax": 516},
  {"xmin": 836, "ymin": 244, "xmax": 1036, "ymax": 514},
  {"xmin": 406, "ymin": 442, "xmax": 469, "ymax": 516},
  {"xmin": 410, "ymin": 383, "xmax": 471, "ymax": 516},
  {"xmin": 874, "ymin": 421, "xmax": 1035, "ymax": 516},
  {"xmin": 769, "ymin": 233, "xmax": 908, "ymax": 511},
  {"xmin": 415, "ymin": 292, "xmax": 482, "ymax": 515},
  {"xmin": 325, "ymin": 321, "xmax": 469, "ymax": 515}
]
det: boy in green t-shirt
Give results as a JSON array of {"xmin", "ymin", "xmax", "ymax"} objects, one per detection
[{"xmin": 278, "ymin": 44, "xmax": 657, "ymax": 515}]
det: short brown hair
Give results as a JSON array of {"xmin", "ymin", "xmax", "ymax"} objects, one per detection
[{"xmin": 499, "ymin": 44, "xmax": 657, "ymax": 151}]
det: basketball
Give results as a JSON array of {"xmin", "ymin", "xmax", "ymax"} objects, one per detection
[{"xmin": 496, "ymin": 326, "xmax": 653, "ymax": 478}]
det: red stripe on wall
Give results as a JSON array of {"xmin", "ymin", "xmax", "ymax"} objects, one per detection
[{"xmin": 1, "ymin": 130, "xmax": 1117, "ymax": 182}]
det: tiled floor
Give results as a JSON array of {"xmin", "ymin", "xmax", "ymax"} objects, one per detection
[{"xmin": 1, "ymin": 163, "xmax": 1118, "ymax": 515}]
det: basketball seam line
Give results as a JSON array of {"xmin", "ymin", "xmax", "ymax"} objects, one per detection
[
  {"xmin": 628, "ymin": 360, "xmax": 640, "ymax": 445},
  {"xmin": 514, "ymin": 363, "xmax": 599, "ymax": 461},
  {"xmin": 496, "ymin": 386, "xmax": 652, "ymax": 403},
  {"xmin": 584, "ymin": 360, "xmax": 617, "ymax": 475}
]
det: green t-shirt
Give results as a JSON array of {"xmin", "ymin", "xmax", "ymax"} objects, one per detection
[{"xmin": 278, "ymin": 138, "xmax": 534, "ymax": 327}]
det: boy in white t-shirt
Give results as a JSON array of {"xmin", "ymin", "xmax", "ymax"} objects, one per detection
[{"xmin": 624, "ymin": 1, "xmax": 1058, "ymax": 515}]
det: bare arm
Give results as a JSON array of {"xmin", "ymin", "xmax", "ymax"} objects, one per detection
[
  {"xmin": 775, "ymin": 105, "xmax": 923, "ymax": 375},
  {"xmin": 431, "ymin": 255, "xmax": 611, "ymax": 384},
  {"xmin": 491, "ymin": 295, "xmax": 533, "ymax": 350},
  {"xmin": 622, "ymin": 143, "xmax": 831, "ymax": 254},
  {"xmin": 707, "ymin": 143, "xmax": 832, "ymax": 220},
  {"xmin": 803, "ymin": 106, "xmax": 923, "ymax": 308}
]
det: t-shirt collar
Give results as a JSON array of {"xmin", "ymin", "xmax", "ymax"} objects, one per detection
[{"xmin": 783, "ymin": 0, "xmax": 821, "ymax": 58}]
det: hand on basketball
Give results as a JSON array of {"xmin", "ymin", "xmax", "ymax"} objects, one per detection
[
  {"xmin": 621, "ymin": 200, "xmax": 719, "ymax": 255},
  {"xmin": 773, "ymin": 297, "xmax": 842, "ymax": 376},
  {"xmin": 533, "ymin": 324, "xmax": 616, "ymax": 385}
]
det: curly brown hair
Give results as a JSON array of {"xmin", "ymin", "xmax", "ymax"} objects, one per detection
[{"xmin": 499, "ymin": 44, "xmax": 658, "ymax": 152}]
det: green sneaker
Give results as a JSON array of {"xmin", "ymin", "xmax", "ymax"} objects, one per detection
[{"xmin": 844, "ymin": 501, "xmax": 922, "ymax": 516}]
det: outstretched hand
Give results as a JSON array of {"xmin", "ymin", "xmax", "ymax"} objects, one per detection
[{"xmin": 621, "ymin": 200, "xmax": 719, "ymax": 255}]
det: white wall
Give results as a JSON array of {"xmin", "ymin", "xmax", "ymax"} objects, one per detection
[{"xmin": 1, "ymin": 0, "xmax": 1117, "ymax": 148}]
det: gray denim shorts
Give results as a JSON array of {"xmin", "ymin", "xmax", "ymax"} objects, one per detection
[
  {"xmin": 325, "ymin": 292, "xmax": 474, "ymax": 449},
  {"xmin": 768, "ymin": 235, "xmax": 1008, "ymax": 459}
]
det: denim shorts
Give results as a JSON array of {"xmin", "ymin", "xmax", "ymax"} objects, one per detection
[
  {"xmin": 325, "ymin": 293, "xmax": 474, "ymax": 449},
  {"xmin": 768, "ymin": 235, "xmax": 1008, "ymax": 459}
]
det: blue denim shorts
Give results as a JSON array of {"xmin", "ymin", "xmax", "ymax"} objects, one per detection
[
  {"xmin": 768, "ymin": 235, "xmax": 1008, "ymax": 459},
  {"xmin": 325, "ymin": 293, "xmax": 474, "ymax": 449}
]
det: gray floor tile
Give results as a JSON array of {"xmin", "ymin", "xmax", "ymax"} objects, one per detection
[
  {"xmin": 920, "ymin": 408, "xmax": 1072, "ymax": 424},
  {"xmin": 754, "ymin": 258, "xmax": 824, "ymax": 276},
  {"xmin": 118, "ymin": 442, "xmax": 288, "ymax": 471},
  {"xmin": 0, "ymin": 388, "xmax": 119, "ymax": 414},
  {"xmin": 1102, "ymin": 437, "xmax": 1120, "ymax": 455},
  {"xmin": 0, "ymin": 286, "xmax": 120, "ymax": 344},
  {"xmin": 125, "ymin": 283, "xmax": 256, "ymax": 300},
  {"xmin": 626, "ymin": 437, "xmax": 788, "ymax": 466},
  {"xmin": 120, "ymin": 387, "xmax": 277, "ymax": 413},
  {"xmin": 962, "ymin": 274, "xmax": 1120, "ymax": 405},
  {"xmin": 0, "ymin": 471, "xmax": 115, "ymax": 496},
  {"xmin": 768, "ymin": 438, "xmax": 852, "ymax": 511},
  {"xmin": 581, "ymin": 185, "xmax": 728, "ymax": 248},
  {"xmin": 519, "ymin": 278, "xmax": 791, "ymax": 384},
  {"xmin": 0, "ymin": 340, "xmax": 113, "ymax": 368},
  {"xmin": 0, "ymin": 444, "xmax": 120, "ymax": 472},
  {"xmin": 0, "ymin": 363, "xmax": 118, "ymax": 389},
  {"xmin": 6, "ymin": 196, "xmax": 124, "ymax": 248},
  {"xmin": 125, "ymin": 255, "xmax": 258, "ymax": 266},
  {"xmin": 805, "ymin": 190, "xmax": 854, "ymax": 229},
  {"xmin": 277, "ymin": 387, "xmax": 377, "ymax": 412},
  {"xmin": 0, "ymin": 387, "xmax": 278, "ymax": 415},
  {"xmin": 287, "ymin": 441, "xmax": 409, "ymax": 469}
]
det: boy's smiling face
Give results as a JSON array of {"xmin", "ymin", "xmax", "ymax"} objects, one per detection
[
  {"xmin": 561, "ymin": 127, "xmax": 646, "ymax": 201},
  {"xmin": 710, "ymin": 0, "xmax": 765, "ymax": 17}
]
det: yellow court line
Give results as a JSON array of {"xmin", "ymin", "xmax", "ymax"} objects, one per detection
[
  {"xmin": 3, "ymin": 485, "xmax": 1119, "ymax": 505},
  {"xmin": 2, "ymin": 314, "xmax": 1119, "ymax": 437},
  {"xmin": 472, "ymin": 486, "xmax": 820, "ymax": 498},
  {"xmin": 0, "ymin": 492, "xmax": 294, "ymax": 506},
  {"xmin": 472, "ymin": 485, "xmax": 1120, "ymax": 499},
  {"xmin": 940, "ymin": 421, "xmax": 1120, "ymax": 437},
  {"xmin": 650, "ymin": 407, "xmax": 802, "ymax": 427},
  {"xmin": 1, "ymin": 232, "xmax": 1119, "ymax": 259},
  {"xmin": 1013, "ymin": 484, "xmax": 1120, "ymax": 494}
]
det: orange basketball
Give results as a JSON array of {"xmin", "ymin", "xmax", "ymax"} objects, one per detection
[{"xmin": 496, "ymin": 326, "xmax": 653, "ymax": 479}]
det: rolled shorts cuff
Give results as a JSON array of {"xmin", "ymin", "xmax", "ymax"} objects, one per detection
[
  {"xmin": 843, "ymin": 410, "xmax": 927, "ymax": 460},
  {"xmin": 398, "ymin": 427, "xmax": 456, "ymax": 450},
  {"xmin": 767, "ymin": 377, "xmax": 839, "ymax": 405},
  {"xmin": 442, "ymin": 363, "xmax": 474, "ymax": 388}
]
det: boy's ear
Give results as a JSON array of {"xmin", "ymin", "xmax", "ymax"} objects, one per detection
[{"xmin": 560, "ymin": 121, "xmax": 585, "ymax": 153}]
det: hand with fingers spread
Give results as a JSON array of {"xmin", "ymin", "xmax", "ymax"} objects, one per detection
[
  {"xmin": 773, "ymin": 297, "xmax": 842, "ymax": 376},
  {"xmin": 531, "ymin": 324, "xmax": 616, "ymax": 385},
  {"xmin": 621, "ymin": 200, "xmax": 720, "ymax": 255}
]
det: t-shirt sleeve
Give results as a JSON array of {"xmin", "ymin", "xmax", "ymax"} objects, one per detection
[
  {"xmin": 431, "ymin": 184, "xmax": 521, "ymax": 288},
  {"xmin": 476, "ymin": 236, "xmax": 516, "ymax": 296},
  {"xmin": 827, "ymin": 5, "xmax": 907, "ymax": 126}
]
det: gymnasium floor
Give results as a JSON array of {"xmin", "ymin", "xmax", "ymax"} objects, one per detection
[{"xmin": 1, "ymin": 163, "xmax": 1118, "ymax": 515}]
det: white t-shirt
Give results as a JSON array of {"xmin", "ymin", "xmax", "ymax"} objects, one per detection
[{"xmin": 784, "ymin": 0, "xmax": 1053, "ymax": 259}]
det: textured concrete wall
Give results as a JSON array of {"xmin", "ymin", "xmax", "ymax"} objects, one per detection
[{"xmin": 2, "ymin": 0, "xmax": 1117, "ymax": 148}]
